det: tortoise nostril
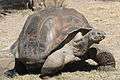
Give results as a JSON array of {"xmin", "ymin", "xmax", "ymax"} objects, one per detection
[{"xmin": 100, "ymin": 31, "xmax": 106, "ymax": 36}]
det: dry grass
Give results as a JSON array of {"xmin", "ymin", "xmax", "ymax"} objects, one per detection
[{"xmin": 0, "ymin": 0, "xmax": 120, "ymax": 80}]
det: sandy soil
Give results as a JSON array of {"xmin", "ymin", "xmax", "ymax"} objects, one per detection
[{"xmin": 0, "ymin": 0, "xmax": 120, "ymax": 80}]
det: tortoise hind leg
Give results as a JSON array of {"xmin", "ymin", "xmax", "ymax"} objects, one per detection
[
  {"xmin": 4, "ymin": 58, "xmax": 28, "ymax": 78},
  {"xmin": 14, "ymin": 59, "xmax": 28, "ymax": 75},
  {"xmin": 85, "ymin": 44, "xmax": 116, "ymax": 71}
]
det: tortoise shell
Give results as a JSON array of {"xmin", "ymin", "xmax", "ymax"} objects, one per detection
[{"xmin": 17, "ymin": 7, "xmax": 93, "ymax": 64}]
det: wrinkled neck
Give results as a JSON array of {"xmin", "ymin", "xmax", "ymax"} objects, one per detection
[{"xmin": 84, "ymin": 34, "xmax": 95, "ymax": 48}]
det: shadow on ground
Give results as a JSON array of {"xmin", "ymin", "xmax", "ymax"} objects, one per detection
[
  {"xmin": 13, "ymin": 60, "xmax": 98, "ymax": 77},
  {"xmin": 62, "ymin": 61, "xmax": 97, "ymax": 72}
]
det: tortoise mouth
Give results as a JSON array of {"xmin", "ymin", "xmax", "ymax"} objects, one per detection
[{"xmin": 94, "ymin": 36, "xmax": 105, "ymax": 44}]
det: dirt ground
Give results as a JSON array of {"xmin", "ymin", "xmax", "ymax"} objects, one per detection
[{"xmin": 0, "ymin": 0, "xmax": 120, "ymax": 80}]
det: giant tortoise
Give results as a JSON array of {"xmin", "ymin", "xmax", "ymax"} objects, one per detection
[{"xmin": 3, "ymin": 1, "xmax": 115, "ymax": 79}]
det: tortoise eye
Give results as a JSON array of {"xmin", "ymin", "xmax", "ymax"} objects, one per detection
[{"xmin": 97, "ymin": 32, "xmax": 101, "ymax": 35}]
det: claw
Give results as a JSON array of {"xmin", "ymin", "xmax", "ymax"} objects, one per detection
[
  {"xmin": 74, "ymin": 57, "xmax": 81, "ymax": 61},
  {"xmin": 4, "ymin": 69, "xmax": 16, "ymax": 78}
]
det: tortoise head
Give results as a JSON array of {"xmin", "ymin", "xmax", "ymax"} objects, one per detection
[{"xmin": 89, "ymin": 29, "xmax": 106, "ymax": 44}]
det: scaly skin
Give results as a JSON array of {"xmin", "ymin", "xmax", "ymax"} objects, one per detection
[{"xmin": 84, "ymin": 44, "xmax": 116, "ymax": 70}]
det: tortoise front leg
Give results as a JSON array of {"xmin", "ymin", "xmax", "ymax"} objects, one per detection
[
  {"xmin": 40, "ymin": 52, "xmax": 65, "ymax": 78},
  {"xmin": 85, "ymin": 44, "xmax": 116, "ymax": 71},
  {"xmin": 40, "ymin": 47, "xmax": 80, "ymax": 78}
]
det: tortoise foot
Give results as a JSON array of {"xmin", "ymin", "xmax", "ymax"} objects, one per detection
[
  {"xmin": 39, "ymin": 74, "xmax": 51, "ymax": 79},
  {"xmin": 95, "ymin": 52, "xmax": 116, "ymax": 71},
  {"xmin": 95, "ymin": 52, "xmax": 115, "ymax": 68},
  {"xmin": 85, "ymin": 44, "xmax": 116, "ymax": 71},
  {"xmin": 39, "ymin": 75, "xmax": 57, "ymax": 80},
  {"xmin": 4, "ymin": 69, "xmax": 16, "ymax": 78},
  {"xmin": 97, "ymin": 65, "xmax": 116, "ymax": 71}
]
